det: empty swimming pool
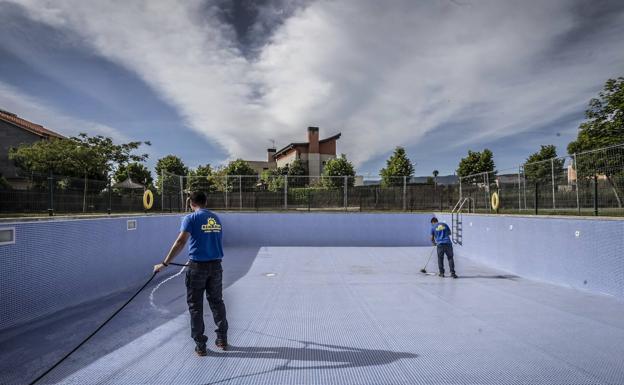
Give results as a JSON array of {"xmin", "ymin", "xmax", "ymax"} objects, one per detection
[{"xmin": 1, "ymin": 214, "xmax": 623, "ymax": 385}]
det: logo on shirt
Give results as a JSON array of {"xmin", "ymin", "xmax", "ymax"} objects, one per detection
[
  {"xmin": 201, "ymin": 217, "xmax": 222, "ymax": 233},
  {"xmin": 436, "ymin": 224, "xmax": 445, "ymax": 232}
]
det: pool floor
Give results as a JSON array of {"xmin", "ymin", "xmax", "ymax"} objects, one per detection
[{"xmin": 2, "ymin": 246, "xmax": 624, "ymax": 385}]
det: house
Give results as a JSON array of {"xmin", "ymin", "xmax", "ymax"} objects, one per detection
[
  {"xmin": 273, "ymin": 127, "xmax": 341, "ymax": 178},
  {"xmin": 0, "ymin": 109, "xmax": 65, "ymax": 188},
  {"xmin": 245, "ymin": 127, "xmax": 341, "ymax": 177}
]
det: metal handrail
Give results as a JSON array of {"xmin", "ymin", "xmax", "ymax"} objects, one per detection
[{"xmin": 451, "ymin": 197, "xmax": 471, "ymax": 245}]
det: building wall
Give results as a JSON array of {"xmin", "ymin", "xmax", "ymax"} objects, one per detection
[
  {"xmin": 0, "ymin": 120, "xmax": 43, "ymax": 178},
  {"xmin": 245, "ymin": 161, "xmax": 272, "ymax": 176},
  {"xmin": 308, "ymin": 153, "xmax": 321, "ymax": 178},
  {"xmin": 438, "ymin": 213, "xmax": 624, "ymax": 299},
  {"xmin": 319, "ymin": 139, "xmax": 337, "ymax": 155},
  {"xmin": 275, "ymin": 150, "xmax": 297, "ymax": 168}
]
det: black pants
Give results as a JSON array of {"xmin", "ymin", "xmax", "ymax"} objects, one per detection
[
  {"xmin": 185, "ymin": 261, "xmax": 228, "ymax": 344},
  {"xmin": 437, "ymin": 244, "xmax": 455, "ymax": 274}
]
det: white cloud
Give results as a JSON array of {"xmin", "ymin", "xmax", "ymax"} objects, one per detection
[
  {"xmin": 0, "ymin": 80, "xmax": 130, "ymax": 142},
  {"xmin": 5, "ymin": 0, "xmax": 624, "ymax": 166}
]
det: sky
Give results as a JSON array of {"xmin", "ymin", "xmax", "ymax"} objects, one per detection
[{"xmin": 1, "ymin": 0, "xmax": 623, "ymax": 177}]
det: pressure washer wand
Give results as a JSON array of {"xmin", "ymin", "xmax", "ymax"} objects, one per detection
[{"xmin": 420, "ymin": 245, "xmax": 436, "ymax": 274}]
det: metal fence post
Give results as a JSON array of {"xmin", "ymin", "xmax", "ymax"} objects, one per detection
[
  {"xmin": 551, "ymin": 158, "xmax": 556, "ymax": 210},
  {"xmin": 344, "ymin": 176, "xmax": 348, "ymax": 211},
  {"xmin": 160, "ymin": 169, "xmax": 164, "ymax": 212},
  {"xmin": 517, "ymin": 166, "xmax": 522, "ymax": 212},
  {"xmin": 534, "ymin": 181, "xmax": 539, "ymax": 215},
  {"xmin": 522, "ymin": 167, "xmax": 527, "ymax": 210},
  {"xmin": 402, "ymin": 176, "xmax": 407, "ymax": 211},
  {"xmin": 225, "ymin": 175, "xmax": 228, "ymax": 210},
  {"xmin": 47, "ymin": 171, "xmax": 54, "ymax": 216},
  {"xmin": 459, "ymin": 176, "xmax": 463, "ymax": 201},
  {"xmin": 107, "ymin": 177, "xmax": 112, "ymax": 214},
  {"xmin": 239, "ymin": 175, "xmax": 242, "ymax": 211},
  {"xmin": 179, "ymin": 175, "xmax": 184, "ymax": 212},
  {"xmin": 284, "ymin": 175, "xmax": 288, "ymax": 210},
  {"xmin": 484, "ymin": 172, "xmax": 489, "ymax": 211},
  {"xmin": 594, "ymin": 174, "xmax": 598, "ymax": 216},
  {"xmin": 573, "ymin": 154, "xmax": 580, "ymax": 215}
]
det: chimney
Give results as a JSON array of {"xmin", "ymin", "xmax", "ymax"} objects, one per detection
[
  {"xmin": 308, "ymin": 126, "xmax": 319, "ymax": 153},
  {"xmin": 267, "ymin": 148, "xmax": 276, "ymax": 163}
]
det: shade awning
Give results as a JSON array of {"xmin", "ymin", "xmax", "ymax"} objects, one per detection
[{"xmin": 112, "ymin": 178, "xmax": 144, "ymax": 189}]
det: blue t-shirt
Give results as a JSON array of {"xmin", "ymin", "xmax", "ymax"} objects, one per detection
[
  {"xmin": 180, "ymin": 209, "xmax": 224, "ymax": 261},
  {"xmin": 431, "ymin": 222, "xmax": 452, "ymax": 245}
]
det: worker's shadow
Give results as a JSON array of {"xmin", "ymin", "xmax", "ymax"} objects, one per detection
[{"xmin": 203, "ymin": 339, "xmax": 418, "ymax": 385}]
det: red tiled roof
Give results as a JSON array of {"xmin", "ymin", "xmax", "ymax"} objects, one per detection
[{"xmin": 0, "ymin": 109, "xmax": 65, "ymax": 139}]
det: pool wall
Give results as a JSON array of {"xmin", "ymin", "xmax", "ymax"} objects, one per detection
[
  {"xmin": 438, "ymin": 213, "xmax": 624, "ymax": 299},
  {"xmin": 219, "ymin": 212, "xmax": 432, "ymax": 246},
  {"xmin": 0, "ymin": 213, "xmax": 432, "ymax": 330}
]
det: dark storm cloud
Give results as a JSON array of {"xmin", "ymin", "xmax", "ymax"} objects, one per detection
[{"xmin": 210, "ymin": 0, "xmax": 311, "ymax": 57}]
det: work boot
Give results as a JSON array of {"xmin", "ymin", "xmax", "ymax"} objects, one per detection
[
  {"xmin": 438, "ymin": 272, "xmax": 445, "ymax": 278},
  {"xmin": 451, "ymin": 273, "xmax": 458, "ymax": 279},
  {"xmin": 215, "ymin": 336, "xmax": 228, "ymax": 350},
  {"xmin": 195, "ymin": 342, "xmax": 207, "ymax": 356}
]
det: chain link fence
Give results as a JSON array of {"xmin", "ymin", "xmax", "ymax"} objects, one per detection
[
  {"xmin": 0, "ymin": 172, "xmax": 159, "ymax": 216},
  {"xmin": 161, "ymin": 172, "xmax": 460, "ymax": 213},
  {"xmin": 459, "ymin": 143, "xmax": 624, "ymax": 216},
  {"xmin": 2, "ymin": 143, "xmax": 622, "ymax": 216}
]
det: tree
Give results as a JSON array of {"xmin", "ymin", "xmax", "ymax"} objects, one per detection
[
  {"xmin": 9, "ymin": 134, "xmax": 149, "ymax": 180},
  {"xmin": 456, "ymin": 149, "xmax": 496, "ymax": 183},
  {"xmin": 114, "ymin": 163, "xmax": 153, "ymax": 187},
  {"xmin": 287, "ymin": 158, "xmax": 308, "ymax": 188},
  {"xmin": 224, "ymin": 159, "xmax": 257, "ymax": 176},
  {"xmin": 155, "ymin": 155, "xmax": 189, "ymax": 193},
  {"xmin": 261, "ymin": 166, "xmax": 288, "ymax": 192},
  {"xmin": 0, "ymin": 173, "xmax": 11, "ymax": 190},
  {"xmin": 523, "ymin": 145, "xmax": 564, "ymax": 182},
  {"xmin": 569, "ymin": 77, "xmax": 624, "ymax": 151},
  {"xmin": 188, "ymin": 164, "xmax": 216, "ymax": 193},
  {"xmin": 380, "ymin": 147, "xmax": 415, "ymax": 187},
  {"xmin": 10, "ymin": 133, "xmax": 149, "ymax": 211},
  {"xmin": 433, "ymin": 170, "xmax": 439, "ymax": 186},
  {"xmin": 321, "ymin": 154, "xmax": 356, "ymax": 189},
  {"xmin": 9, "ymin": 138, "xmax": 79, "ymax": 178},
  {"xmin": 568, "ymin": 77, "xmax": 624, "ymax": 207},
  {"xmin": 212, "ymin": 159, "xmax": 258, "ymax": 192}
]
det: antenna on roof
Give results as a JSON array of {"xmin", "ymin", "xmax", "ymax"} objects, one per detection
[{"xmin": 269, "ymin": 139, "xmax": 276, "ymax": 148}]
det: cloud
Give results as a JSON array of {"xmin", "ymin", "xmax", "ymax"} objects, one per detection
[
  {"xmin": 5, "ymin": 0, "xmax": 624, "ymax": 167},
  {"xmin": 0, "ymin": 80, "xmax": 130, "ymax": 142}
]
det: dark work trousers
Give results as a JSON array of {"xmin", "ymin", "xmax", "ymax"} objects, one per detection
[
  {"xmin": 437, "ymin": 243, "xmax": 455, "ymax": 275},
  {"xmin": 185, "ymin": 260, "xmax": 228, "ymax": 344}
]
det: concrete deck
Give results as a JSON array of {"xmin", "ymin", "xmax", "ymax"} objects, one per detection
[{"xmin": 2, "ymin": 246, "xmax": 624, "ymax": 385}]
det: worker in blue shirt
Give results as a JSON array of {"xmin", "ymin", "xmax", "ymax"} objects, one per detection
[
  {"xmin": 430, "ymin": 217, "xmax": 457, "ymax": 278},
  {"xmin": 154, "ymin": 191, "xmax": 228, "ymax": 356}
]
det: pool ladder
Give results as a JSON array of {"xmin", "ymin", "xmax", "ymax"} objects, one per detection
[{"xmin": 451, "ymin": 197, "xmax": 471, "ymax": 245}]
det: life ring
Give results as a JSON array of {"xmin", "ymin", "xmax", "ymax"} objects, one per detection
[
  {"xmin": 491, "ymin": 192, "xmax": 500, "ymax": 211},
  {"xmin": 143, "ymin": 190, "xmax": 154, "ymax": 210}
]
